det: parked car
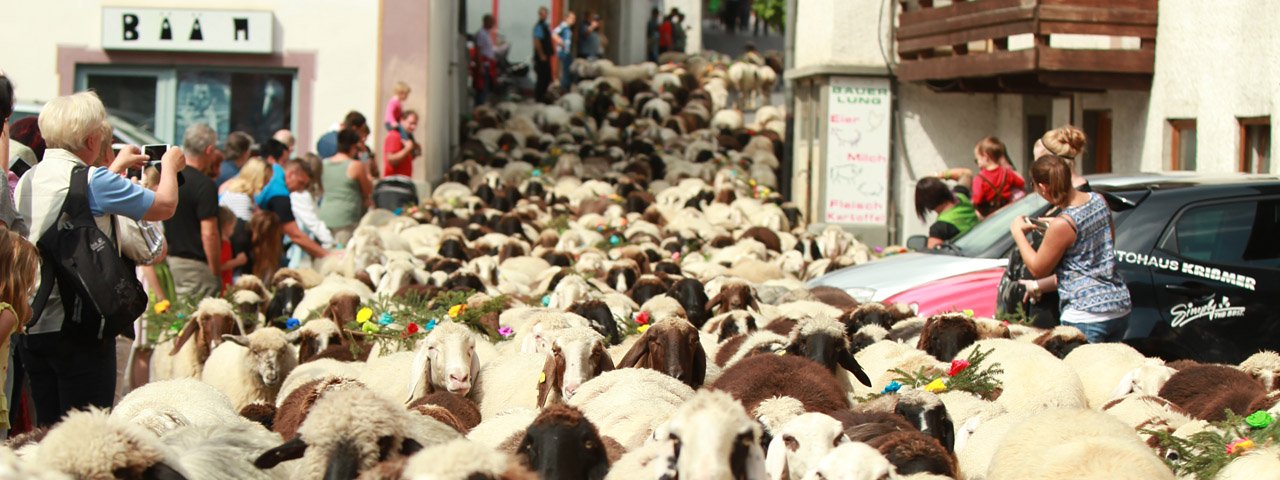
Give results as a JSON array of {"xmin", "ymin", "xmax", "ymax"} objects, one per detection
[
  {"xmin": 10, "ymin": 102, "xmax": 164, "ymax": 154},
  {"xmin": 810, "ymin": 173, "xmax": 1280, "ymax": 363}
]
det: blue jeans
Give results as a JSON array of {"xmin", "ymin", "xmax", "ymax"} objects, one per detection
[
  {"xmin": 1063, "ymin": 315, "xmax": 1129, "ymax": 343},
  {"xmin": 558, "ymin": 53, "xmax": 573, "ymax": 90}
]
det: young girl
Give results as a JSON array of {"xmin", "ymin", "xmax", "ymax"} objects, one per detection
[
  {"xmin": 970, "ymin": 137, "xmax": 1025, "ymax": 217},
  {"xmin": 0, "ymin": 224, "xmax": 38, "ymax": 438},
  {"xmin": 1011, "ymin": 156, "xmax": 1131, "ymax": 343},
  {"xmin": 384, "ymin": 81, "xmax": 410, "ymax": 140}
]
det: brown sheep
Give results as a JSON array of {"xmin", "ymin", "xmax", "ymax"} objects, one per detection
[
  {"xmin": 272, "ymin": 377, "xmax": 366, "ymax": 440},
  {"xmin": 809, "ymin": 286, "xmax": 860, "ymax": 312},
  {"xmin": 618, "ymin": 318, "xmax": 707, "ymax": 389},
  {"xmin": 1032, "ymin": 326, "xmax": 1089, "ymax": 359},
  {"xmin": 706, "ymin": 282, "xmax": 760, "ymax": 315},
  {"xmin": 865, "ymin": 430, "xmax": 958, "ymax": 478},
  {"xmin": 916, "ymin": 314, "xmax": 979, "ymax": 362},
  {"xmin": 1158, "ymin": 364, "xmax": 1268, "ymax": 421},
  {"xmin": 410, "ymin": 391, "xmax": 482, "ymax": 433},
  {"xmin": 711, "ymin": 355, "xmax": 850, "ymax": 415}
]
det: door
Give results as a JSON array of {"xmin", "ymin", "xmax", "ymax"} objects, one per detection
[
  {"xmin": 1148, "ymin": 197, "xmax": 1280, "ymax": 362},
  {"xmin": 76, "ymin": 68, "xmax": 176, "ymax": 142}
]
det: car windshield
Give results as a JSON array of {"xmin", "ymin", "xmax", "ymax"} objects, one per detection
[{"xmin": 946, "ymin": 194, "xmax": 1049, "ymax": 256}]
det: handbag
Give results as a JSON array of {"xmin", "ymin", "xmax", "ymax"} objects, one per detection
[{"xmin": 117, "ymin": 216, "xmax": 167, "ymax": 266}]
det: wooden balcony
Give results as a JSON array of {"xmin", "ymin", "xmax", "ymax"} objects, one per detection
[{"xmin": 896, "ymin": 0, "xmax": 1157, "ymax": 93}]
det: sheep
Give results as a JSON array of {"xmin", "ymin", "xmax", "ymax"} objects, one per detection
[
  {"xmin": 266, "ymin": 272, "xmax": 307, "ymax": 323},
  {"xmin": 1215, "ymin": 446, "xmax": 1280, "ymax": 480},
  {"xmin": 290, "ymin": 274, "xmax": 375, "ymax": 322},
  {"xmin": 704, "ymin": 310, "xmax": 761, "ymax": 342},
  {"xmin": 667, "ymin": 277, "xmax": 711, "ymax": 329},
  {"xmin": 706, "ymin": 281, "xmax": 760, "ymax": 315},
  {"xmin": 568, "ymin": 368, "xmax": 695, "ymax": 450},
  {"xmin": 0, "ymin": 447, "xmax": 64, "ymax": 479},
  {"xmin": 1030, "ymin": 326, "xmax": 1089, "ymax": 359},
  {"xmin": 801, "ymin": 442, "xmax": 898, "ymax": 480},
  {"xmin": 32, "ymin": 408, "xmax": 190, "ymax": 479},
  {"xmin": 1157, "ymin": 364, "xmax": 1267, "ymax": 421},
  {"xmin": 645, "ymin": 390, "xmax": 768, "ymax": 480},
  {"xmin": 473, "ymin": 327, "xmax": 614, "ymax": 418},
  {"xmin": 287, "ymin": 318, "xmax": 344, "ymax": 364},
  {"xmin": 198, "ymin": 327, "xmax": 298, "ymax": 412},
  {"xmin": 854, "ymin": 340, "xmax": 943, "ymax": 394},
  {"xmin": 357, "ymin": 321, "xmax": 481, "ymax": 404},
  {"xmin": 409, "ymin": 391, "xmax": 483, "ymax": 434},
  {"xmin": 715, "ymin": 331, "xmax": 789, "ymax": 369},
  {"xmin": 915, "ymin": 313, "xmax": 979, "ymax": 362},
  {"xmin": 1064, "ymin": 342, "xmax": 1173, "ymax": 408},
  {"xmin": 957, "ymin": 339, "xmax": 1087, "ymax": 414},
  {"xmin": 985, "ymin": 408, "xmax": 1174, "ymax": 480},
  {"xmin": 150, "ymin": 297, "xmax": 243, "ymax": 381},
  {"xmin": 158, "ymin": 420, "xmax": 296, "ymax": 480},
  {"xmin": 784, "ymin": 317, "xmax": 872, "ymax": 388},
  {"xmin": 1100, "ymin": 394, "xmax": 1193, "ymax": 446},
  {"xmin": 272, "ymin": 376, "xmax": 368, "ymax": 440},
  {"xmin": 765, "ymin": 412, "xmax": 849, "ymax": 480},
  {"xmin": 1239, "ymin": 350, "xmax": 1280, "ymax": 390},
  {"xmin": 513, "ymin": 405, "xmax": 612, "ymax": 480},
  {"xmin": 617, "ymin": 317, "xmax": 708, "ymax": 388},
  {"xmin": 253, "ymin": 387, "xmax": 461, "ymax": 479},
  {"xmin": 396, "ymin": 439, "xmax": 538, "ymax": 480},
  {"xmin": 712, "ymin": 355, "xmax": 850, "ymax": 416},
  {"xmin": 111, "ymin": 378, "xmax": 246, "ymax": 436}
]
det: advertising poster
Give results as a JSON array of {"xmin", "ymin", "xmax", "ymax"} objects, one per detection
[
  {"xmin": 824, "ymin": 77, "xmax": 892, "ymax": 225},
  {"xmin": 176, "ymin": 71, "xmax": 231, "ymax": 139}
]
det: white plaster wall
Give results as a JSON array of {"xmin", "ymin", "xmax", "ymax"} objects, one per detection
[
  {"xmin": 1075, "ymin": 90, "xmax": 1151, "ymax": 174},
  {"xmin": 893, "ymin": 83, "xmax": 1000, "ymax": 240},
  {"xmin": 794, "ymin": 0, "xmax": 893, "ymax": 71},
  {"xmin": 0, "ymin": 0, "xmax": 380, "ymax": 153},
  {"xmin": 1141, "ymin": 0, "xmax": 1279, "ymax": 173}
]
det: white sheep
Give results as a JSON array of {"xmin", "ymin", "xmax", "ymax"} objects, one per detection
[
  {"xmin": 201, "ymin": 327, "xmax": 299, "ymax": 411},
  {"xmin": 159, "ymin": 420, "xmax": 295, "ymax": 480},
  {"xmin": 1063, "ymin": 342, "xmax": 1172, "ymax": 408},
  {"xmin": 801, "ymin": 442, "xmax": 898, "ymax": 480},
  {"xmin": 149, "ymin": 297, "xmax": 241, "ymax": 381},
  {"xmin": 467, "ymin": 408, "xmax": 540, "ymax": 450},
  {"xmin": 32, "ymin": 408, "xmax": 190, "ymax": 479},
  {"xmin": 765, "ymin": 413, "xmax": 850, "ymax": 480},
  {"xmin": 986, "ymin": 408, "xmax": 1174, "ymax": 480},
  {"xmin": 652, "ymin": 390, "xmax": 769, "ymax": 479},
  {"xmin": 357, "ymin": 321, "xmax": 480, "ymax": 404},
  {"xmin": 957, "ymin": 339, "xmax": 1087, "ymax": 414},
  {"xmin": 291, "ymin": 275, "xmax": 375, "ymax": 321},
  {"xmin": 568, "ymin": 368, "xmax": 695, "ymax": 450},
  {"xmin": 472, "ymin": 327, "xmax": 612, "ymax": 419},
  {"xmin": 400, "ymin": 438, "xmax": 536, "ymax": 479},
  {"xmin": 111, "ymin": 378, "xmax": 245, "ymax": 436},
  {"xmin": 711, "ymin": 109, "xmax": 745, "ymax": 132}
]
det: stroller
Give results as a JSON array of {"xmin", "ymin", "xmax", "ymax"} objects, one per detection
[{"xmin": 373, "ymin": 175, "xmax": 419, "ymax": 211}]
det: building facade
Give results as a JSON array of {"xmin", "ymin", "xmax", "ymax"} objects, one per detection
[{"xmin": 1, "ymin": 0, "xmax": 465, "ymax": 185}]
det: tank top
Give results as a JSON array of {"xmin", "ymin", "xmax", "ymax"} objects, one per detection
[
  {"xmin": 316, "ymin": 157, "xmax": 362, "ymax": 230},
  {"xmin": 1057, "ymin": 193, "xmax": 1131, "ymax": 316}
]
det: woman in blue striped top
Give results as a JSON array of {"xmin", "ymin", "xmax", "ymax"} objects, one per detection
[{"xmin": 1011, "ymin": 155, "xmax": 1132, "ymax": 343}]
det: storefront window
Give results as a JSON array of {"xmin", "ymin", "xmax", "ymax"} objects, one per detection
[{"xmin": 79, "ymin": 66, "xmax": 295, "ymax": 145}]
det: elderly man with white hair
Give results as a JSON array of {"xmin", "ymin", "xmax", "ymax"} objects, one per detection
[{"xmin": 14, "ymin": 91, "xmax": 183, "ymax": 426}]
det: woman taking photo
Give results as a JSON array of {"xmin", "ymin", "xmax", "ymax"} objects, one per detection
[{"xmin": 1011, "ymin": 155, "xmax": 1131, "ymax": 343}]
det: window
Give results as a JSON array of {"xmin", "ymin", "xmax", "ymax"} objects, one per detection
[
  {"xmin": 1168, "ymin": 119, "xmax": 1197, "ymax": 171},
  {"xmin": 1159, "ymin": 199, "xmax": 1280, "ymax": 269},
  {"xmin": 1082, "ymin": 110, "xmax": 1112, "ymax": 174},
  {"xmin": 1239, "ymin": 117, "xmax": 1271, "ymax": 174},
  {"xmin": 78, "ymin": 66, "xmax": 295, "ymax": 144}
]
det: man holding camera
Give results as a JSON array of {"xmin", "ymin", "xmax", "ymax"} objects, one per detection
[{"xmin": 164, "ymin": 123, "xmax": 222, "ymax": 298}]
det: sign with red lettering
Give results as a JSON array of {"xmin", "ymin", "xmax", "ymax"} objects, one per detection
[{"xmin": 824, "ymin": 77, "xmax": 891, "ymax": 225}]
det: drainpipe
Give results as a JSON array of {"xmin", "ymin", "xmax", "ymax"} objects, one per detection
[{"xmin": 782, "ymin": 0, "xmax": 798, "ymax": 201}]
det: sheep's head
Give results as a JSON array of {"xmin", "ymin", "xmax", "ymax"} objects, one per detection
[
  {"xmin": 538, "ymin": 327, "xmax": 614, "ymax": 405},
  {"xmin": 706, "ymin": 282, "xmax": 759, "ymax": 314},
  {"xmin": 765, "ymin": 413, "xmax": 850, "ymax": 480},
  {"xmin": 786, "ymin": 318, "xmax": 872, "ymax": 387},
  {"xmin": 174, "ymin": 298, "xmax": 242, "ymax": 362},
  {"xmin": 287, "ymin": 319, "xmax": 344, "ymax": 364},
  {"xmin": 232, "ymin": 289, "xmax": 267, "ymax": 321},
  {"xmin": 916, "ymin": 313, "xmax": 979, "ymax": 362},
  {"xmin": 34, "ymin": 408, "xmax": 188, "ymax": 480},
  {"xmin": 224, "ymin": 327, "xmax": 297, "ymax": 389},
  {"xmin": 255, "ymin": 388, "xmax": 433, "ymax": 480},
  {"xmin": 1239, "ymin": 350, "xmax": 1280, "ymax": 391},
  {"xmin": 802, "ymin": 442, "xmax": 897, "ymax": 480},
  {"xmin": 266, "ymin": 279, "xmax": 305, "ymax": 325},
  {"xmin": 322, "ymin": 293, "xmax": 362, "ymax": 325},
  {"xmin": 516, "ymin": 405, "xmax": 610, "ymax": 480},
  {"xmin": 661, "ymin": 391, "xmax": 767, "ymax": 480},
  {"xmin": 618, "ymin": 318, "xmax": 706, "ymax": 388},
  {"xmin": 1110, "ymin": 363, "xmax": 1178, "ymax": 401},
  {"xmin": 408, "ymin": 322, "xmax": 479, "ymax": 401}
]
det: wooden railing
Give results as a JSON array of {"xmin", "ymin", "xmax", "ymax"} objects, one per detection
[{"xmin": 896, "ymin": 0, "xmax": 1157, "ymax": 92}]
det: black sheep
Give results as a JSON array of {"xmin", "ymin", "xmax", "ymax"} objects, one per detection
[
  {"xmin": 667, "ymin": 278, "xmax": 710, "ymax": 329},
  {"xmin": 515, "ymin": 405, "xmax": 611, "ymax": 480}
]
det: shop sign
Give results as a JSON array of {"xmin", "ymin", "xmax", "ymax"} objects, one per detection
[
  {"xmin": 102, "ymin": 8, "xmax": 274, "ymax": 54},
  {"xmin": 823, "ymin": 77, "xmax": 892, "ymax": 226}
]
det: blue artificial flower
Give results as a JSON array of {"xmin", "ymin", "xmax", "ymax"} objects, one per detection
[
  {"xmin": 882, "ymin": 381, "xmax": 902, "ymax": 394},
  {"xmin": 532, "ymin": 169, "xmax": 542, "ymax": 177},
  {"xmin": 541, "ymin": 295, "xmax": 551, "ymax": 307},
  {"xmin": 425, "ymin": 319, "xmax": 439, "ymax": 332},
  {"xmin": 609, "ymin": 234, "xmax": 621, "ymax": 245},
  {"xmin": 378, "ymin": 312, "xmax": 394, "ymax": 326},
  {"xmin": 394, "ymin": 207, "xmax": 403, "ymax": 216},
  {"xmin": 285, "ymin": 318, "xmax": 301, "ymax": 330}
]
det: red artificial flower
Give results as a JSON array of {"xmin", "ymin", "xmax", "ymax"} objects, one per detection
[
  {"xmin": 406, "ymin": 322, "xmax": 421, "ymax": 335},
  {"xmin": 635, "ymin": 311, "xmax": 650, "ymax": 325},
  {"xmin": 948, "ymin": 359, "xmax": 971, "ymax": 377}
]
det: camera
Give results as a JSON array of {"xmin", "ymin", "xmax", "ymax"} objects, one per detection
[{"xmin": 142, "ymin": 144, "xmax": 170, "ymax": 170}]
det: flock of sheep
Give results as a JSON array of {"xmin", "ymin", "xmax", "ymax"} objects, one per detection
[{"xmin": 4, "ymin": 53, "xmax": 1280, "ymax": 480}]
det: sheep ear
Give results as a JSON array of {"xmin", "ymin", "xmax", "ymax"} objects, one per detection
[
  {"xmin": 142, "ymin": 462, "xmax": 188, "ymax": 480},
  {"xmin": 705, "ymin": 291, "xmax": 724, "ymax": 313},
  {"xmin": 747, "ymin": 295, "xmax": 760, "ymax": 313},
  {"xmin": 617, "ymin": 330, "xmax": 651, "ymax": 369},
  {"xmin": 838, "ymin": 346, "xmax": 872, "ymax": 387},
  {"xmin": 1109, "ymin": 370, "xmax": 1138, "ymax": 401},
  {"xmin": 222, "ymin": 335, "xmax": 250, "ymax": 348},
  {"xmin": 691, "ymin": 336, "xmax": 707, "ymax": 388},
  {"xmin": 170, "ymin": 317, "xmax": 202, "ymax": 356},
  {"xmin": 537, "ymin": 350, "xmax": 564, "ymax": 407},
  {"xmin": 405, "ymin": 344, "xmax": 432, "ymax": 405},
  {"xmin": 254, "ymin": 436, "xmax": 307, "ymax": 469},
  {"xmin": 400, "ymin": 438, "xmax": 424, "ymax": 457},
  {"xmin": 595, "ymin": 345, "xmax": 615, "ymax": 374},
  {"xmin": 764, "ymin": 435, "xmax": 788, "ymax": 480}
]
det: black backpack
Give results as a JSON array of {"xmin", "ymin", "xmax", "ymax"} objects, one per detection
[{"xmin": 30, "ymin": 166, "xmax": 147, "ymax": 343}]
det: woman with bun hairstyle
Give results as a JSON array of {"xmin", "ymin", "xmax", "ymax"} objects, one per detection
[
  {"xmin": 1011, "ymin": 155, "xmax": 1131, "ymax": 343},
  {"xmin": 1033, "ymin": 125, "xmax": 1090, "ymax": 190}
]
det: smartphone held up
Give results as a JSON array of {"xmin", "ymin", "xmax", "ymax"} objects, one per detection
[{"xmin": 125, "ymin": 144, "xmax": 169, "ymax": 180}]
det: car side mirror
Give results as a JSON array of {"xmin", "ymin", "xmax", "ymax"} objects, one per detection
[{"xmin": 906, "ymin": 235, "xmax": 928, "ymax": 252}]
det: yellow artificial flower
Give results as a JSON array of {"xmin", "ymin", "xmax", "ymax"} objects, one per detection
[
  {"xmin": 448, "ymin": 304, "xmax": 466, "ymax": 318},
  {"xmin": 539, "ymin": 372, "xmax": 547, "ymax": 384},
  {"xmin": 924, "ymin": 378, "xmax": 948, "ymax": 393},
  {"xmin": 154, "ymin": 300, "xmax": 171, "ymax": 314},
  {"xmin": 356, "ymin": 307, "xmax": 373, "ymax": 324},
  {"xmin": 637, "ymin": 324, "xmax": 651, "ymax": 333}
]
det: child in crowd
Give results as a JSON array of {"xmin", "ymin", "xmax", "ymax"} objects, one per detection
[
  {"xmin": 385, "ymin": 81, "xmax": 411, "ymax": 141},
  {"xmin": 0, "ymin": 225, "xmax": 39, "ymax": 439},
  {"xmin": 217, "ymin": 207, "xmax": 248, "ymax": 291}
]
